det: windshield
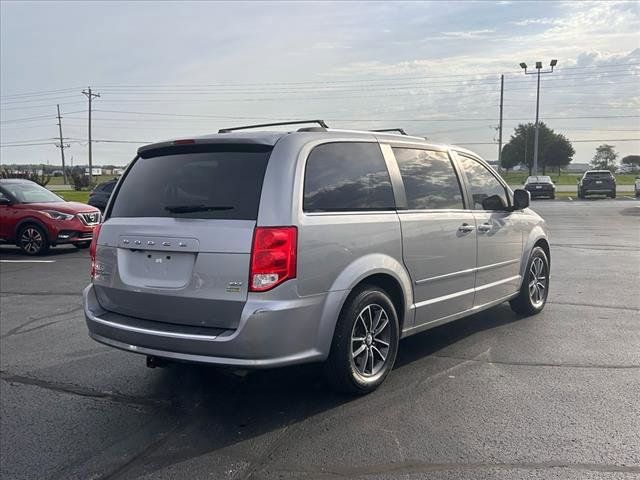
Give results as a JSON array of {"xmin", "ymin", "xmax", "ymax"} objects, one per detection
[
  {"xmin": 2, "ymin": 182, "xmax": 63, "ymax": 203},
  {"xmin": 110, "ymin": 145, "xmax": 272, "ymax": 220}
]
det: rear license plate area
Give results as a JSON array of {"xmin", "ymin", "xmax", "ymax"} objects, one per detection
[{"xmin": 117, "ymin": 249, "xmax": 196, "ymax": 289}]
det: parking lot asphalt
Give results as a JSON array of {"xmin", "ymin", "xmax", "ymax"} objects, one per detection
[{"xmin": 1, "ymin": 198, "xmax": 639, "ymax": 480}]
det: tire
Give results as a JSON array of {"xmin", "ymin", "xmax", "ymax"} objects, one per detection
[
  {"xmin": 74, "ymin": 241, "xmax": 91, "ymax": 249},
  {"xmin": 17, "ymin": 224, "xmax": 49, "ymax": 256},
  {"xmin": 510, "ymin": 246, "xmax": 549, "ymax": 316},
  {"xmin": 550, "ymin": 194, "xmax": 555, "ymax": 200},
  {"xmin": 610, "ymin": 191, "xmax": 616, "ymax": 199},
  {"xmin": 324, "ymin": 285, "xmax": 399, "ymax": 395}
]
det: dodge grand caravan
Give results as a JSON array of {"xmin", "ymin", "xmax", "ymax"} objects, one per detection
[{"xmin": 84, "ymin": 121, "xmax": 550, "ymax": 394}]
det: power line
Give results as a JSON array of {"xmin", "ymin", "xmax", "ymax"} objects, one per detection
[
  {"xmin": 452, "ymin": 138, "xmax": 640, "ymax": 145},
  {"xmin": 90, "ymin": 62, "xmax": 640, "ymax": 88},
  {"xmin": 3, "ymin": 137, "xmax": 638, "ymax": 149},
  {"xmin": 2, "ymin": 63, "xmax": 635, "ymax": 102}
]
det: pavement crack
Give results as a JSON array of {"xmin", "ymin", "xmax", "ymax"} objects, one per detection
[
  {"xmin": 242, "ymin": 424, "xmax": 291, "ymax": 480},
  {"xmin": 1, "ymin": 306, "xmax": 83, "ymax": 339},
  {"xmin": 0, "ymin": 291, "xmax": 81, "ymax": 296},
  {"xmin": 429, "ymin": 354, "xmax": 640, "ymax": 370},
  {"xmin": 273, "ymin": 460, "xmax": 640, "ymax": 478},
  {"xmin": 0, "ymin": 371, "xmax": 171, "ymax": 409},
  {"xmin": 547, "ymin": 300, "xmax": 640, "ymax": 312},
  {"xmin": 97, "ymin": 417, "xmax": 190, "ymax": 480}
]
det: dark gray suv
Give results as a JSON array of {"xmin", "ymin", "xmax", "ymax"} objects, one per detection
[
  {"xmin": 84, "ymin": 122, "xmax": 550, "ymax": 394},
  {"xmin": 578, "ymin": 170, "xmax": 616, "ymax": 198}
]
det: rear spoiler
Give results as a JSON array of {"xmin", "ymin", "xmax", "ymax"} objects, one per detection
[{"xmin": 137, "ymin": 135, "xmax": 280, "ymax": 158}]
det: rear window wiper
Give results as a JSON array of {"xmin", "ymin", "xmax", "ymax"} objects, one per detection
[{"xmin": 165, "ymin": 204, "xmax": 234, "ymax": 213}]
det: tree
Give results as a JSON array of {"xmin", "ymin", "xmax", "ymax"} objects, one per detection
[
  {"xmin": 621, "ymin": 155, "xmax": 640, "ymax": 168},
  {"xmin": 500, "ymin": 122, "xmax": 575, "ymax": 174},
  {"xmin": 591, "ymin": 144, "xmax": 618, "ymax": 171},
  {"xmin": 543, "ymin": 132, "xmax": 575, "ymax": 174},
  {"xmin": 0, "ymin": 165, "xmax": 51, "ymax": 186}
]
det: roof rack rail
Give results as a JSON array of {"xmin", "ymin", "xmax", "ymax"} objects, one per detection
[
  {"xmin": 371, "ymin": 128, "xmax": 408, "ymax": 135},
  {"xmin": 219, "ymin": 119, "xmax": 328, "ymax": 133}
]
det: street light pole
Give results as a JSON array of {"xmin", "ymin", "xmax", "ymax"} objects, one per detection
[
  {"xmin": 519, "ymin": 59, "xmax": 557, "ymax": 175},
  {"xmin": 533, "ymin": 67, "xmax": 541, "ymax": 175}
]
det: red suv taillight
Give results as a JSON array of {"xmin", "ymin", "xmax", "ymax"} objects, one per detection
[
  {"xmin": 249, "ymin": 226, "xmax": 297, "ymax": 292},
  {"xmin": 89, "ymin": 223, "xmax": 102, "ymax": 280}
]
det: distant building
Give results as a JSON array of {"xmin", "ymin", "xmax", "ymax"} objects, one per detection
[
  {"xmin": 565, "ymin": 163, "xmax": 590, "ymax": 173},
  {"xmin": 113, "ymin": 168, "xmax": 125, "ymax": 175},
  {"xmin": 84, "ymin": 167, "xmax": 103, "ymax": 176}
]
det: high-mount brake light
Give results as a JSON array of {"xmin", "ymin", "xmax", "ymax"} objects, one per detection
[
  {"xmin": 89, "ymin": 223, "xmax": 102, "ymax": 280},
  {"xmin": 249, "ymin": 227, "xmax": 297, "ymax": 292},
  {"xmin": 173, "ymin": 139, "xmax": 196, "ymax": 145}
]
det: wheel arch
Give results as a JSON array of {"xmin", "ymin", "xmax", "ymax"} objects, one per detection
[
  {"xmin": 315, "ymin": 255, "xmax": 414, "ymax": 359},
  {"xmin": 349, "ymin": 273, "xmax": 407, "ymax": 333},
  {"xmin": 533, "ymin": 237, "xmax": 551, "ymax": 268},
  {"xmin": 519, "ymin": 227, "xmax": 550, "ymax": 287},
  {"xmin": 14, "ymin": 218, "xmax": 50, "ymax": 244}
]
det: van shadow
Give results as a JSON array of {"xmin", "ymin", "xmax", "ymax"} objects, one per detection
[{"xmin": 131, "ymin": 304, "xmax": 522, "ymax": 476}]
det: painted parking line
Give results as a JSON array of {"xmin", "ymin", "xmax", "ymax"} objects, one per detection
[{"xmin": 0, "ymin": 260, "xmax": 56, "ymax": 263}]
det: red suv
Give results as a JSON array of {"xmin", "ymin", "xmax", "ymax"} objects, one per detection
[{"xmin": 0, "ymin": 179, "xmax": 101, "ymax": 255}]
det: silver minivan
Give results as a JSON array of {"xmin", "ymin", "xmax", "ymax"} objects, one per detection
[{"xmin": 84, "ymin": 122, "xmax": 550, "ymax": 394}]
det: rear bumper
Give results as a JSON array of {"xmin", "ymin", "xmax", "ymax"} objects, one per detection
[
  {"xmin": 525, "ymin": 187, "xmax": 554, "ymax": 197},
  {"xmin": 582, "ymin": 188, "xmax": 615, "ymax": 195},
  {"xmin": 83, "ymin": 283, "xmax": 341, "ymax": 368}
]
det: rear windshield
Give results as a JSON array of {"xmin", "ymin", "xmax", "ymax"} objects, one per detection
[
  {"xmin": 526, "ymin": 176, "xmax": 551, "ymax": 183},
  {"xmin": 110, "ymin": 145, "xmax": 271, "ymax": 220},
  {"xmin": 585, "ymin": 171, "xmax": 613, "ymax": 178}
]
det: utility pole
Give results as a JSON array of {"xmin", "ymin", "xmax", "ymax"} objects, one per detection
[
  {"xmin": 498, "ymin": 74, "xmax": 504, "ymax": 171},
  {"xmin": 519, "ymin": 60, "xmax": 557, "ymax": 175},
  {"xmin": 81, "ymin": 87, "xmax": 100, "ymax": 185},
  {"xmin": 56, "ymin": 104, "xmax": 69, "ymax": 185}
]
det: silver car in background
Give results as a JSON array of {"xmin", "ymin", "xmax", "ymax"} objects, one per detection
[{"xmin": 84, "ymin": 122, "xmax": 550, "ymax": 394}]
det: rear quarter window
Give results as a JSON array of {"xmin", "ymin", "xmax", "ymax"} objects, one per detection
[
  {"xmin": 303, "ymin": 142, "xmax": 395, "ymax": 212},
  {"xmin": 109, "ymin": 145, "xmax": 271, "ymax": 220}
]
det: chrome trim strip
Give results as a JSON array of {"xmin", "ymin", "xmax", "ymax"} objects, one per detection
[
  {"xmin": 476, "ymin": 258, "xmax": 520, "ymax": 273},
  {"xmin": 90, "ymin": 315, "xmax": 222, "ymax": 341},
  {"xmin": 415, "ymin": 267, "xmax": 475, "ymax": 285},
  {"xmin": 88, "ymin": 332, "xmax": 325, "ymax": 368},
  {"xmin": 412, "ymin": 275, "xmax": 521, "ymax": 309},
  {"xmin": 415, "ymin": 259, "xmax": 520, "ymax": 285}
]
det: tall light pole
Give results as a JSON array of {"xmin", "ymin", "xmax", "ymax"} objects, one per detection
[{"xmin": 519, "ymin": 59, "xmax": 557, "ymax": 175}]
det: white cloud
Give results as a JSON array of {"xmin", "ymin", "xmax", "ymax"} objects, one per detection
[
  {"xmin": 442, "ymin": 29, "xmax": 496, "ymax": 39},
  {"xmin": 512, "ymin": 18, "xmax": 556, "ymax": 26}
]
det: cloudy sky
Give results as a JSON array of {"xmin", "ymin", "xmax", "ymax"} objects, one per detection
[{"xmin": 1, "ymin": 0, "xmax": 638, "ymax": 166}]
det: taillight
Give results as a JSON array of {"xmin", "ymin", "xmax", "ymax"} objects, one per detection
[
  {"xmin": 89, "ymin": 223, "xmax": 102, "ymax": 280},
  {"xmin": 249, "ymin": 226, "xmax": 297, "ymax": 292}
]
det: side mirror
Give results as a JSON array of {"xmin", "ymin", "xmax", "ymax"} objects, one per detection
[
  {"xmin": 0, "ymin": 197, "xmax": 11, "ymax": 205},
  {"xmin": 513, "ymin": 189, "xmax": 530, "ymax": 210},
  {"xmin": 481, "ymin": 194, "xmax": 508, "ymax": 211}
]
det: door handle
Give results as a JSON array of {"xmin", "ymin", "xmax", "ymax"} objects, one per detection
[
  {"xmin": 477, "ymin": 223, "xmax": 492, "ymax": 233},
  {"xmin": 457, "ymin": 223, "xmax": 475, "ymax": 233}
]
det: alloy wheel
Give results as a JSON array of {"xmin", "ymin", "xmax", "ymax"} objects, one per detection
[
  {"xmin": 20, "ymin": 227, "xmax": 44, "ymax": 254},
  {"xmin": 350, "ymin": 304, "xmax": 391, "ymax": 377},
  {"xmin": 528, "ymin": 256, "xmax": 547, "ymax": 307}
]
